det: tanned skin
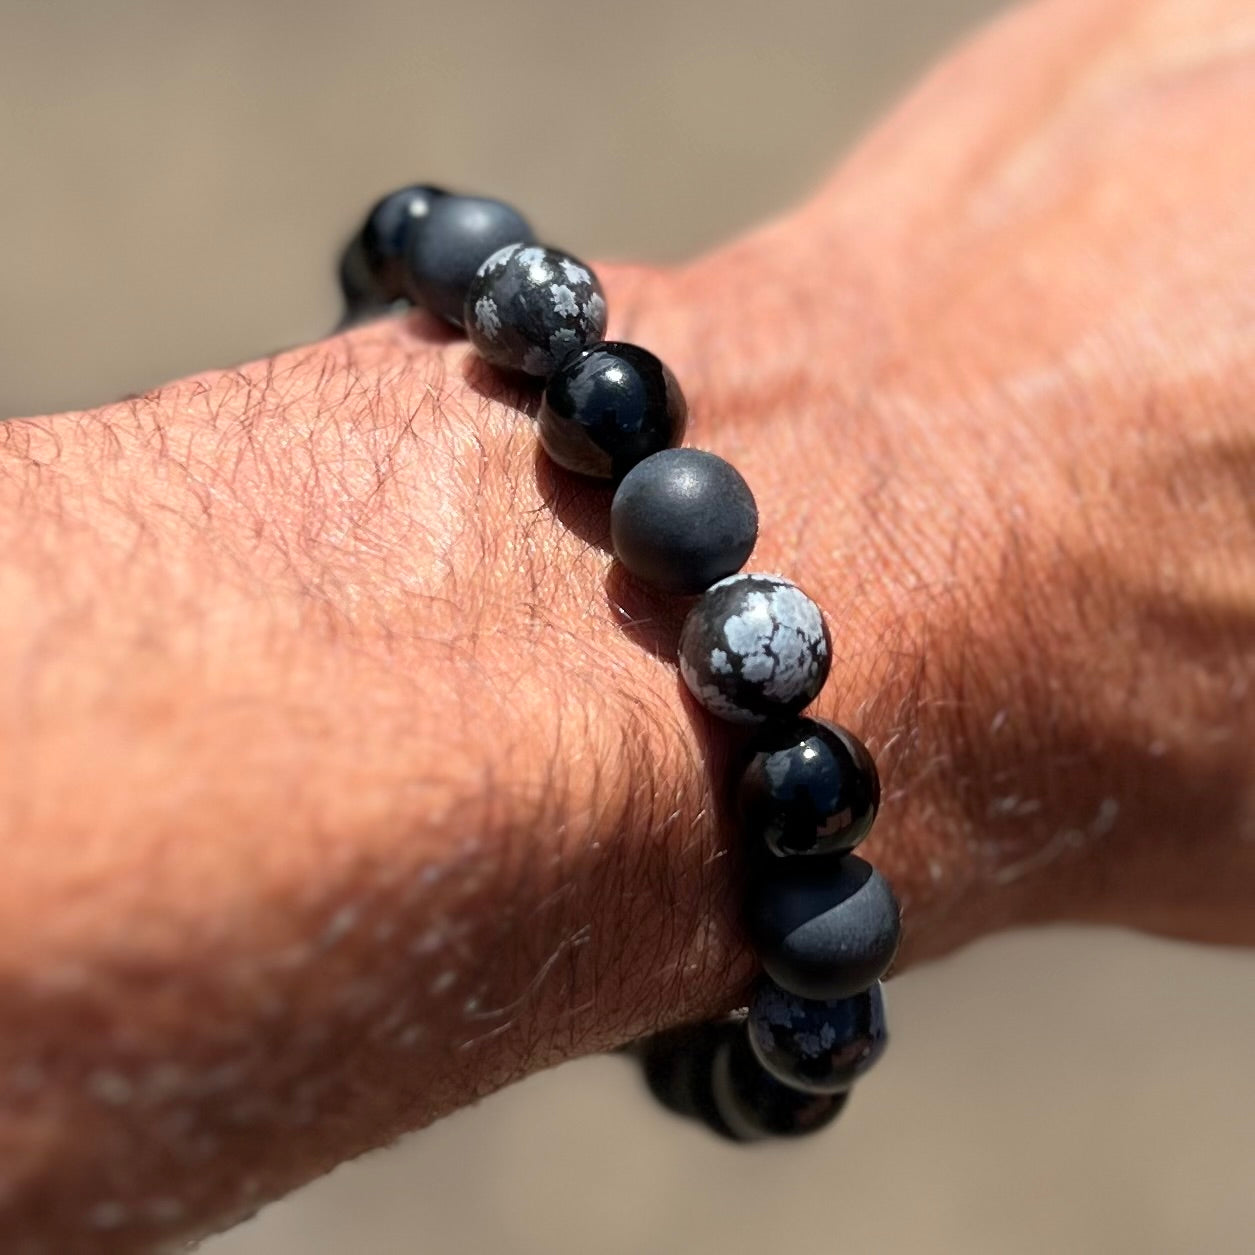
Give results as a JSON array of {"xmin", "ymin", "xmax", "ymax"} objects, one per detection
[{"xmin": 0, "ymin": 0, "xmax": 1251, "ymax": 1247}]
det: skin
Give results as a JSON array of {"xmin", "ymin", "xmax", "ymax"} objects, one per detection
[{"xmin": 0, "ymin": 0, "xmax": 1251, "ymax": 1247}]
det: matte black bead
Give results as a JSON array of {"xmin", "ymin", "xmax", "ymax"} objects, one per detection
[
  {"xmin": 406, "ymin": 195, "xmax": 536, "ymax": 326},
  {"xmin": 611, "ymin": 449, "xmax": 757, "ymax": 593},
  {"xmin": 744, "ymin": 854, "xmax": 901, "ymax": 1000},
  {"xmin": 738, "ymin": 718, "xmax": 880, "ymax": 857},
  {"xmin": 710, "ymin": 1023, "xmax": 848, "ymax": 1140},
  {"xmin": 336, "ymin": 238, "xmax": 403, "ymax": 328},
  {"xmin": 338, "ymin": 236, "xmax": 377, "ymax": 310},
  {"xmin": 638, "ymin": 1024, "xmax": 718, "ymax": 1121},
  {"xmin": 465, "ymin": 245, "xmax": 607, "ymax": 376},
  {"xmin": 678, "ymin": 573, "xmax": 831, "ymax": 724},
  {"xmin": 538, "ymin": 342, "xmax": 687, "ymax": 479},
  {"xmin": 748, "ymin": 977, "xmax": 888, "ymax": 1094},
  {"xmin": 636, "ymin": 1024, "xmax": 734, "ymax": 1138}
]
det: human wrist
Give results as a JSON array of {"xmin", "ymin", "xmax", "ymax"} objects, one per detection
[{"xmin": 0, "ymin": 264, "xmax": 1115, "ymax": 1001}]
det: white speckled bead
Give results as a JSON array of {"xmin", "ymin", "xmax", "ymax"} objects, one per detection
[
  {"xmin": 678, "ymin": 573, "xmax": 832, "ymax": 723},
  {"xmin": 747, "ymin": 977, "xmax": 888, "ymax": 1094},
  {"xmin": 464, "ymin": 243, "xmax": 607, "ymax": 376},
  {"xmin": 709, "ymin": 1024, "xmax": 849, "ymax": 1140}
]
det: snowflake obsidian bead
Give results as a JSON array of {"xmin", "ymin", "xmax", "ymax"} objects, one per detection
[
  {"xmin": 747, "ymin": 977, "xmax": 889, "ymax": 1095},
  {"xmin": 738, "ymin": 718, "xmax": 880, "ymax": 857},
  {"xmin": 709, "ymin": 1024, "xmax": 848, "ymax": 1141},
  {"xmin": 678, "ymin": 573, "xmax": 831, "ymax": 723},
  {"xmin": 465, "ymin": 244, "xmax": 607, "ymax": 375},
  {"xmin": 540, "ymin": 343, "xmax": 687, "ymax": 480}
]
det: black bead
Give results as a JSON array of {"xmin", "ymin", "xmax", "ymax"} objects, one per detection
[
  {"xmin": 678, "ymin": 574, "xmax": 831, "ymax": 724},
  {"xmin": 405, "ymin": 195, "xmax": 536, "ymax": 326},
  {"xmin": 744, "ymin": 854, "xmax": 901, "ymax": 1001},
  {"xmin": 748, "ymin": 977, "xmax": 888, "ymax": 1094},
  {"xmin": 738, "ymin": 718, "xmax": 880, "ymax": 857},
  {"xmin": 336, "ymin": 238, "xmax": 401, "ymax": 328},
  {"xmin": 710, "ymin": 1023, "xmax": 848, "ymax": 1140},
  {"xmin": 340, "ymin": 184, "xmax": 448, "ymax": 309},
  {"xmin": 465, "ymin": 245, "xmax": 607, "ymax": 376},
  {"xmin": 636, "ymin": 1024, "xmax": 734, "ymax": 1138},
  {"xmin": 611, "ymin": 449, "xmax": 757, "ymax": 594},
  {"xmin": 537, "ymin": 342, "xmax": 687, "ymax": 480},
  {"xmin": 338, "ymin": 236, "xmax": 376, "ymax": 310}
]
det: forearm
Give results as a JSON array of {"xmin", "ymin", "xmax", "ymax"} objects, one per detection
[
  {"xmin": 0, "ymin": 300, "xmax": 1248, "ymax": 1248},
  {"xmin": 0, "ymin": 327, "xmax": 749, "ymax": 1247},
  {"xmin": 0, "ymin": 0, "xmax": 1253, "ymax": 1246},
  {"xmin": 0, "ymin": 326, "xmax": 1022, "ymax": 1245}
]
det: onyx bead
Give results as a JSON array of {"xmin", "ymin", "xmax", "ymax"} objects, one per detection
[
  {"xmin": 337, "ymin": 236, "xmax": 379, "ymax": 313},
  {"xmin": 538, "ymin": 342, "xmax": 687, "ymax": 479},
  {"xmin": 638, "ymin": 1024, "xmax": 720, "ymax": 1122},
  {"xmin": 744, "ymin": 854, "xmax": 900, "ymax": 1000},
  {"xmin": 337, "ymin": 184, "xmax": 448, "ymax": 314},
  {"xmin": 738, "ymin": 718, "xmax": 880, "ymax": 857},
  {"xmin": 357, "ymin": 184, "xmax": 449, "ymax": 305},
  {"xmin": 709, "ymin": 1024, "xmax": 848, "ymax": 1141},
  {"xmin": 678, "ymin": 573, "xmax": 831, "ymax": 724},
  {"xmin": 406, "ymin": 195, "xmax": 536, "ymax": 325},
  {"xmin": 611, "ymin": 449, "xmax": 757, "ymax": 593},
  {"xmin": 464, "ymin": 244, "xmax": 607, "ymax": 375},
  {"xmin": 637, "ymin": 1024, "xmax": 734, "ymax": 1138},
  {"xmin": 748, "ymin": 978, "xmax": 888, "ymax": 1094}
]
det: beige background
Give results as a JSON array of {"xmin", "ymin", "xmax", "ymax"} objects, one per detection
[{"xmin": 1, "ymin": 1, "xmax": 1251, "ymax": 1252}]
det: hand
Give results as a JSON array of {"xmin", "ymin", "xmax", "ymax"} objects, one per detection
[{"xmin": 0, "ymin": 0, "xmax": 1250, "ymax": 1247}]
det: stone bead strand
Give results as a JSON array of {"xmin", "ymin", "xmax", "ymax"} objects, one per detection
[{"xmin": 338, "ymin": 186, "xmax": 902, "ymax": 1141}]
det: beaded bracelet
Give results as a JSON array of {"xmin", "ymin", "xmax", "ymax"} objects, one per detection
[{"xmin": 338, "ymin": 185, "xmax": 902, "ymax": 1142}]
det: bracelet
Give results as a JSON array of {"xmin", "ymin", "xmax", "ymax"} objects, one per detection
[{"xmin": 337, "ymin": 185, "xmax": 902, "ymax": 1142}]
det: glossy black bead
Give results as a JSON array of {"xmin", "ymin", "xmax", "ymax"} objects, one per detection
[
  {"xmin": 406, "ymin": 195, "xmax": 536, "ymax": 325},
  {"xmin": 537, "ymin": 342, "xmax": 686, "ymax": 480},
  {"xmin": 748, "ymin": 977, "xmax": 888, "ymax": 1094},
  {"xmin": 744, "ymin": 854, "xmax": 901, "ymax": 1000},
  {"xmin": 611, "ymin": 449, "xmax": 757, "ymax": 594},
  {"xmin": 339, "ymin": 184, "xmax": 448, "ymax": 308},
  {"xmin": 710, "ymin": 1023, "xmax": 848, "ymax": 1141},
  {"xmin": 363, "ymin": 184, "xmax": 448, "ymax": 300},
  {"xmin": 678, "ymin": 573, "xmax": 831, "ymax": 724},
  {"xmin": 738, "ymin": 718, "xmax": 880, "ymax": 857},
  {"xmin": 465, "ymin": 245, "xmax": 607, "ymax": 376}
]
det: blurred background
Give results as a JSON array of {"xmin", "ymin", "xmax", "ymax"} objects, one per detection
[{"xmin": 2, "ymin": 1, "xmax": 1252, "ymax": 1252}]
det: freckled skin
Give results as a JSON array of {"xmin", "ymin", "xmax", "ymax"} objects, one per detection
[{"xmin": 0, "ymin": 2, "xmax": 1253, "ymax": 1247}]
